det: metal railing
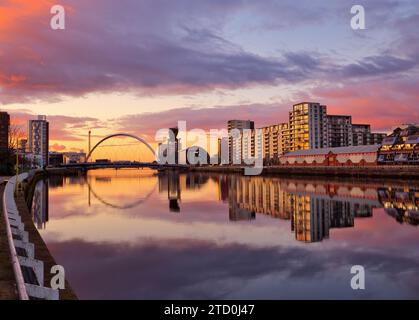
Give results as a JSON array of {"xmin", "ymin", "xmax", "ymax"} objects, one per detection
[{"xmin": 2, "ymin": 176, "xmax": 29, "ymax": 300}]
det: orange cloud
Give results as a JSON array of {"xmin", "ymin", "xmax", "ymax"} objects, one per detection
[
  {"xmin": 0, "ymin": 0, "xmax": 53, "ymax": 34},
  {"xmin": 50, "ymin": 143, "xmax": 66, "ymax": 151}
]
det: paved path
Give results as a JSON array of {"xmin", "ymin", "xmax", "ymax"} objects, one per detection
[{"xmin": 0, "ymin": 185, "xmax": 18, "ymax": 299}]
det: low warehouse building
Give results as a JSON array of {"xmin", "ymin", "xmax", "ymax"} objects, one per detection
[{"xmin": 279, "ymin": 145, "xmax": 380, "ymax": 166}]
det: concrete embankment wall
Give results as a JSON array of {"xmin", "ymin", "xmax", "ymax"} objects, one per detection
[
  {"xmin": 188, "ymin": 165, "xmax": 419, "ymax": 178},
  {"xmin": 0, "ymin": 184, "xmax": 18, "ymax": 299},
  {"xmin": 2, "ymin": 173, "xmax": 50, "ymax": 299},
  {"xmin": 2, "ymin": 170, "xmax": 77, "ymax": 300}
]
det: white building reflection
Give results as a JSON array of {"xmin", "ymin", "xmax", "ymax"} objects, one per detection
[
  {"xmin": 32, "ymin": 179, "xmax": 49, "ymax": 229},
  {"xmin": 34, "ymin": 172, "xmax": 419, "ymax": 242},
  {"xmin": 225, "ymin": 175, "xmax": 418, "ymax": 242}
]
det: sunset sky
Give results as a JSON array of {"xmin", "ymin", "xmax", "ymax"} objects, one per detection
[{"xmin": 1, "ymin": 0, "xmax": 419, "ymax": 153}]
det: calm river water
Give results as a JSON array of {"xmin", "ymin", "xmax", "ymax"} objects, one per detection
[{"xmin": 31, "ymin": 169, "xmax": 419, "ymax": 299}]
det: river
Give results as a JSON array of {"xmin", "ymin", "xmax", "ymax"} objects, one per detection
[{"xmin": 31, "ymin": 169, "xmax": 419, "ymax": 299}]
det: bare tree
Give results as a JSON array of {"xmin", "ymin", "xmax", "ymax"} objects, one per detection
[{"xmin": 8, "ymin": 123, "xmax": 26, "ymax": 151}]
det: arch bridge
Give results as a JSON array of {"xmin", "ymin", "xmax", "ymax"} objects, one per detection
[{"xmin": 61, "ymin": 133, "xmax": 187, "ymax": 170}]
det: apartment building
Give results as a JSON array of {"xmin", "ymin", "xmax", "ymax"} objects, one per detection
[
  {"xmin": 352, "ymin": 124, "xmax": 386, "ymax": 146},
  {"xmin": 28, "ymin": 115, "xmax": 49, "ymax": 167},
  {"xmin": 327, "ymin": 115, "xmax": 353, "ymax": 147},
  {"xmin": 228, "ymin": 120, "xmax": 254, "ymax": 164},
  {"xmin": 227, "ymin": 102, "xmax": 387, "ymax": 165},
  {"xmin": 289, "ymin": 102, "xmax": 328, "ymax": 151},
  {"xmin": 261, "ymin": 123, "xmax": 290, "ymax": 164}
]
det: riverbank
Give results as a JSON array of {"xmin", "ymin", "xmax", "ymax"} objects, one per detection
[
  {"xmin": 14, "ymin": 186, "xmax": 77, "ymax": 300},
  {"xmin": 0, "ymin": 185, "xmax": 18, "ymax": 300},
  {"xmin": 187, "ymin": 165, "xmax": 419, "ymax": 178},
  {"xmin": 46, "ymin": 165, "xmax": 419, "ymax": 187},
  {"xmin": 1, "ymin": 171, "xmax": 78, "ymax": 300},
  {"xmin": 44, "ymin": 164, "xmax": 419, "ymax": 183},
  {"xmin": 44, "ymin": 163, "xmax": 419, "ymax": 179}
]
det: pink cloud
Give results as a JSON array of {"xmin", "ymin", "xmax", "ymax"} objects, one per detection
[
  {"xmin": 3, "ymin": 109, "xmax": 101, "ymax": 141},
  {"xmin": 314, "ymin": 78, "xmax": 419, "ymax": 131},
  {"xmin": 112, "ymin": 103, "xmax": 291, "ymax": 140},
  {"xmin": 1, "ymin": 0, "xmax": 418, "ymax": 106}
]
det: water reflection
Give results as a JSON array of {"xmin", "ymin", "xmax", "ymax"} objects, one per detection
[
  {"xmin": 32, "ymin": 179, "xmax": 49, "ymax": 229},
  {"xmin": 158, "ymin": 171, "xmax": 182, "ymax": 212},
  {"xmin": 228, "ymin": 176, "xmax": 380, "ymax": 242},
  {"xmin": 30, "ymin": 169, "xmax": 419, "ymax": 299},
  {"xmin": 378, "ymin": 187, "xmax": 419, "ymax": 226},
  {"xmin": 86, "ymin": 176, "xmax": 157, "ymax": 210},
  {"xmin": 34, "ymin": 171, "xmax": 419, "ymax": 244}
]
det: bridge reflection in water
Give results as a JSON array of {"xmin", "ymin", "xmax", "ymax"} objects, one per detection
[{"xmin": 32, "ymin": 170, "xmax": 419, "ymax": 244}]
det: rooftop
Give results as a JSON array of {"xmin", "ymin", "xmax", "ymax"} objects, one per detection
[{"xmin": 283, "ymin": 145, "xmax": 381, "ymax": 157}]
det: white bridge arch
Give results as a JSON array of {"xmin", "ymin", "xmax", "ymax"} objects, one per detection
[{"xmin": 85, "ymin": 133, "xmax": 156, "ymax": 162}]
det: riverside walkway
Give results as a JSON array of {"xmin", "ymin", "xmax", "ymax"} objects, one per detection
[
  {"xmin": 0, "ymin": 183, "xmax": 18, "ymax": 299},
  {"xmin": 1, "ymin": 173, "xmax": 77, "ymax": 300}
]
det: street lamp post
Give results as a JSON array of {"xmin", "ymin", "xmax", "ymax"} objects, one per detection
[
  {"xmin": 15, "ymin": 138, "xmax": 22, "ymax": 193},
  {"xmin": 15, "ymin": 138, "xmax": 19, "ymax": 192}
]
